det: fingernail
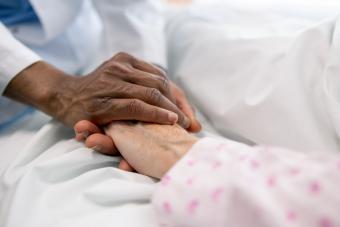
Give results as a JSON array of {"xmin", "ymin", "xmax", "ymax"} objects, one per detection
[
  {"xmin": 168, "ymin": 112, "xmax": 178, "ymax": 123},
  {"xmin": 90, "ymin": 145, "xmax": 101, "ymax": 152}
]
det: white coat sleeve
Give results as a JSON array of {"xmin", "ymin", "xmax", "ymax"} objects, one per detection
[
  {"xmin": 0, "ymin": 22, "xmax": 41, "ymax": 95},
  {"xmin": 93, "ymin": 0, "xmax": 166, "ymax": 68},
  {"xmin": 152, "ymin": 137, "xmax": 340, "ymax": 227}
]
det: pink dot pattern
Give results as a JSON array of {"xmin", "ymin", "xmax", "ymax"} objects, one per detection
[
  {"xmin": 250, "ymin": 159, "xmax": 260, "ymax": 169},
  {"xmin": 163, "ymin": 201, "xmax": 172, "ymax": 214},
  {"xmin": 319, "ymin": 217, "xmax": 333, "ymax": 227},
  {"xmin": 212, "ymin": 160, "xmax": 222, "ymax": 169},
  {"xmin": 187, "ymin": 199, "xmax": 199, "ymax": 214},
  {"xmin": 289, "ymin": 167, "xmax": 301, "ymax": 176},
  {"xmin": 186, "ymin": 177, "xmax": 194, "ymax": 186},
  {"xmin": 286, "ymin": 210, "xmax": 297, "ymax": 222},
  {"xmin": 161, "ymin": 175, "xmax": 171, "ymax": 186},
  {"xmin": 309, "ymin": 181, "xmax": 321, "ymax": 194},
  {"xmin": 211, "ymin": 187, "xmax": 224, "ymax": 202},
  {"xmin": 266, "ymin": 175, "xmax": 276, "ymax": 187},
  {"xmin": 187, "ymin": 159, "xmax": 196, "ymax": 167},
  {"xmin": 153, "ymin": 138, "xmax": 340, "ymax": 227}
]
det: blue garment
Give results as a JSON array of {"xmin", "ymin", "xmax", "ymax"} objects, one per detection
[{"xmin": 0, "ymin": 0, "xmax": 38, "ymax": 26}]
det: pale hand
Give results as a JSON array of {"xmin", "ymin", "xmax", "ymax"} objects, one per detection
[{"xmin": 105, "ymin": 122, "xmax": 198, "ymax": 179}]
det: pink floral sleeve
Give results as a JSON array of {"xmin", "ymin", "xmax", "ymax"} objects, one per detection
[{"xmin": 152, "ymin": 137, "xmax": 340, "ymax": 227}]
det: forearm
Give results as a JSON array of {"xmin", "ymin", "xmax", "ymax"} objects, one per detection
[
  {"xmin": 153, "ymin": 137, "xmax": 340, "ymax": 227},
  {"xmin": 3, "ymin": 61, "xmax": 72, "ymax": 119}
]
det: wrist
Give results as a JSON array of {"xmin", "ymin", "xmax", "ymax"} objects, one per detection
[
  {"xmin": 160, "ymin": 136, "xmax": 198, "ymax": 177},
  {"xmin": 41, "ymin": 67, "xmax": 76, "ymax": 121},
  {"xmin": 172, "ymin": 137, "xmax": 198, "ymax": 159},
  {"xmin": 31, "ymin": 62, "xmax": 71, "ymax": 109},
  {"xmin": 4, "ymin": 61, "xmax": 73, "ymax": 117}
]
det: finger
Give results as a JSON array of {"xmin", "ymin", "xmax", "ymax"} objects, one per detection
[
  {"xmin": 93, "ymin": 99, "xmax": 179, "ymax": 126},
  {"xmin": 187, "ymin": 118, "xmax": 202, "ymax": 133},
  {"xmin": 116, "ymin": 84, "xmax": 190, "ymax": 128},
  {"xmin": 85, "ymin": 133, "xmax": 119, "ymax": 156},
  {"xmin": 75, "ymin": 133, "xmax": 84, "ymax": 141},
  {"xmin": 100, "ymin": 81, "xmax": 189, "ymax": 128},
  {"xmin": 118, "ymin": 159, "xmax": 135, "ymax": 172},
  {"xmin": 111, "ymin": 52, "xmax": 166, "ymax": 78},
  {"xmin": 103, "ymin": 61, "xmax": 175, "ymax": 104},
  {"xmin": 180, "ymin": 107, "xmax": 201, "ymax": 133},
  {"xmin": 176, "ymin": 95, "xmax": 195, "ymax": 120},
  {"xmin": 176, "ymin": 96, "xmax": 201, "ymax": 133},
  {"xmin": 170, "ymin": 83, "xmax": 202, "ymax": 132},
  {"xmin": 74, "ymin": 120, "xmax": 102, "ymax": 141},
  {"xmin": 130, "ymin": 56, "xmax": 167, "ymax": 79},
  {"xmin": 123, "ymin": 69, "xmax": 176, "ymax": 104}
]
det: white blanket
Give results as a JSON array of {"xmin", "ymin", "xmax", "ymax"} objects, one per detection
[{"xmin": 2, "ymin": 3, "xmax": 340, "ymax": 227}]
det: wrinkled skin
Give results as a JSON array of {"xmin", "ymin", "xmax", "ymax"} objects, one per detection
[
  {"xmin": 105, "ymin": 121, "xmax": 198, "ymax": 179},
  {"xmin": 5, "ymin": 52, "xmax": 194, "ymax": 129},
  {"xmin": 53, "ymin": 52, "xmax": 192, "ymax": 128},
  {"xmin": 72, "ymin": 53, "xmax": 201, "ymax": 170},
  {"xmin": 74, "ymin": 81, "xmax": 201, "ymax": 171},
  {"xmin": 5, "ymin": 50, "xmax": 201, "ymax": 174}
]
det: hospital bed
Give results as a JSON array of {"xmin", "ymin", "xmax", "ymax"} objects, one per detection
[{"xmin": 1, "ymin": 1, "xmax": 340, "ymax": 226}]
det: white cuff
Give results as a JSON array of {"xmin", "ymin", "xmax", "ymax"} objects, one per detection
[{"xmin": 0, "ymin": 23, "xmax": 41, "ymax": 95}]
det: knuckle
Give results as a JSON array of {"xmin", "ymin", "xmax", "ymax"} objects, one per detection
[
  {"xmin": 146, "ymin": 88, "xmax": 162, "ymax": 103},
  {"xmin": 157, "ymin": 68, "xmax": 167, "ymax": 78},
  {"xmin": 127, "ymin": 99, "xmax": 143, "ymax": 115},
  {"xmin": 107, "ymin": 61, "xmax": 131, "ymax": 75},
  {"xmin": 101, "ymin": 60, "xmax": 110, "ymax": 67},
  {"xmin": 159, "ymin": 77, "xmax": 170, "ymax": 91},
  {"xmin": 85, "ymin": 99, "xmax": 104, "ymax": 114},
  {"xmin": 97, "ymin": 73, "xmax": 109, "ymax": 84},
  {"xmin": 113, "ymin": 52, "xmax": 131, "ymax": 61},
  {"xmin": 109, "ymin": 61, "xmax": 122, "ymax": 69}
]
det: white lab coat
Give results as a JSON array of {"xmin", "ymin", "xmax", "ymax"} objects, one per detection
[{"xmin": 0, "ymin": 0, "xmax": 166, "ymax": 129}]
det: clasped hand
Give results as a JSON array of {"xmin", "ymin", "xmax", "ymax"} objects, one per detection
[
  {"xmin": 71, "ymin": 53, "xmax": 201, "ymax": 172},
  {"xmin": 54, "ymin": 52, "xmax": 197, "ymax": 128}
]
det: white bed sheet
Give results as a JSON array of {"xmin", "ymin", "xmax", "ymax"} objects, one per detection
[
  {"xmin": 0, "ymin": 111, "xmax": 159, "ymax": 227},
  {"xmin": 0, "ymin": 99, "xmax": 218, "ymax": 227},
  {"xmin": 2, "ymin": 3, "xmax": 340, "ymax": 227}
]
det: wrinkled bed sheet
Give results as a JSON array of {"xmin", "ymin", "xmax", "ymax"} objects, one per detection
[{"xmin": 1, "ymin": 3, "xmax": 340, "ymax": 227}]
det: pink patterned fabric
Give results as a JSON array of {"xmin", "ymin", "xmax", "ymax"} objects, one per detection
[{"xmin": 152, "ymin": 137, "xmax": 340, "ymax": 227}]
